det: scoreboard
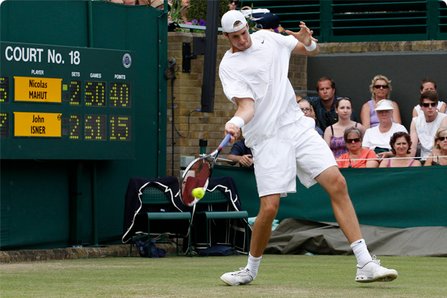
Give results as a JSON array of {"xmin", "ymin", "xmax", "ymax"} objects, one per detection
[{"xmin": 0, "ymin": 42, "xmax": 134, "ymax": 159}]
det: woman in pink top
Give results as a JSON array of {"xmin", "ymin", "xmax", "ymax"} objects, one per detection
[
  {"xmin": 337, "ymin": 127, "xmax": 378, "ymax": 168},
  {"xmin": 324, "ymin": 97, "xmax": 365, "ymax": 158},
  {"xmin": 379, "ymin": 132, "xmax": 421, "ymax": 168}
]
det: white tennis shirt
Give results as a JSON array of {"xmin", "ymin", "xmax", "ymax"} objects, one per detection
[{"xmin": 219, "ymin": 30, "xmax": 304, "ymax": 148}]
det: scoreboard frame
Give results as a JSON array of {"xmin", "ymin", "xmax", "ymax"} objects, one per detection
[{"xmin": 0, "ymin": 42, "xmax": 134, "ymax": 160}]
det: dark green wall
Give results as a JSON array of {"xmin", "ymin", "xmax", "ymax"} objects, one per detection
[
  {"xmin": 214, "ymin": 166, "xmax": 447, "ymax": 228},
  {"xmin": 0, "ymin": 0, "xmax": 167, "ymax": 249}
]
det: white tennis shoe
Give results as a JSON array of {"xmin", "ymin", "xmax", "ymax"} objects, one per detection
[
  {"xmin": 355, "ymin": 257, "xmax": 398, "ymax": 283},
  {"xmin": 220, "ymin": 268, "xmax": 254, "ymax": 286}
]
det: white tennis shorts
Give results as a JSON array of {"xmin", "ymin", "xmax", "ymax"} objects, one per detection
[{"xmin": 251, "ymin": 116, "xmax": 336, "ymax": 197}]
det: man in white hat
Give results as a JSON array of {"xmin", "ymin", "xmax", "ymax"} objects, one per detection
[
  {"xmin": 219, "ymin": 10, "xmax": 398, "ymax": 286},
  {"xmin": 362, "ymin": 99, "xmax": 408, "ymax": 155}
]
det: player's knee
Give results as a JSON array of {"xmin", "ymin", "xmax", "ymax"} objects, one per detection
[
  {"xmin": 259, "ymin": 197, "xmax": 280, "ymax": 219},
  {"xmin": 326, "ymin": 171, "xmax": 348, "ymax": 195},
  {"xmin": 334, "ymin": 174, "xmax": 347, "ymax": 191}
]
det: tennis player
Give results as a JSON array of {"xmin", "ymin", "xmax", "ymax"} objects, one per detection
[{"xmin": 219, "ymin": 10, "xmax": 398, "ymax": 286}]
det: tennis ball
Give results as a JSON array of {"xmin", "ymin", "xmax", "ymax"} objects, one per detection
[{"xmin": 191, "ymin": 187, "xmax": 205, "ymax": 199}]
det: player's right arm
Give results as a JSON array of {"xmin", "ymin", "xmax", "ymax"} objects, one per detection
[{"xmin": 225, "ymin": 97, "xmax": 255, "ymax": 142}]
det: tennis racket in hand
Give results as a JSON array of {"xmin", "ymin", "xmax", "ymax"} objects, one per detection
[{"xmin": 181, "ymin": 134, "xmax": 231, "ymax": 206}]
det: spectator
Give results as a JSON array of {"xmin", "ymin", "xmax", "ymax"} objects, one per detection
[
  {"xmin": 337, "ymin": 127, "xmax": 378, "ymax": 168},
  {"xmin": 324, "ymin": 97, "xmax": 365, "ymax": 158},
  {"xmin": 412, "ymin": 78, "xmax": 447, "ymax": 117},
  {"xmin": 379, "ymin": 132, "xmax": 421, "ymax": 167},
  {"xmin": 424, "ymin": 126, "xmax": 447, "ymax": 166},
  {"xmin": 362, "ymin": 99, "xmax": 407, "ymax": 156},
  {"xmin": 227, "ymin": 0, "xmax": 239, "ymax": 11},
  {"xmin": 360, "ymin": 74, "xmax": 401, "ymax": 128},
  {"xmin": 307, "ymin": 76, "xmax": 345, "ymax": 132},
  {"xmin": 410, "ymin": 91, "xmax": 447, "ymax": 160},
  {"xmin": 180, "ymin": 0, "xmax": 190, "ymax": 23},
  {"xmin": 227, "ymin": 138, "xmax": 253, "ymax": 168},
  {"xmin": 297, "ymin": 97, "xmax": 324, "ymax": 136}
]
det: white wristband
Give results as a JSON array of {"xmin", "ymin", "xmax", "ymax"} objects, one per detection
[
  {"xmin": 227, "ymin": 116, "xmax": 245, "ymax": 128},
  {"xmin": 304, "ymin": 40, "xmax": 317, "ymax": 52}
]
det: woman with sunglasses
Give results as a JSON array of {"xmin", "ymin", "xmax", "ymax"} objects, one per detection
[
  {"xmin": 337, "ymin": 127, "xmax": 378, "ymax": 168},
  {"xmin": 379, "ymin": 132, "xmax": 421, "ymax": 167},
  {"xmin": 360, "ymin": 74, "xmax": 401, "ymax": 128},
  {"xmin": 424, "ymin": 126, "xmax": 447, "ymax": 166}
]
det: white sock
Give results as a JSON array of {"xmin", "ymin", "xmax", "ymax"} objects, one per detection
[
  {"xmin": 350, "ymin": 239, "xmax": 373, "ymax": 267},
  {"xmin": 245, "ymin": 253, "xmax": 262, "ymax": 278}
]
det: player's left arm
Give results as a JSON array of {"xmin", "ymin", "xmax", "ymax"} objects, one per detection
[{"xmin": 285, "ymin": 21, "xmax": 319, "ymax": 56}]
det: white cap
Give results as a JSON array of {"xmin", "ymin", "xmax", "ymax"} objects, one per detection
[
  {"xmin": 375, "ymin": 99, "xmax": 394, "ymax": 111},
  {"xmin": 221, "ymin": 10, "xmax": 247, "ymax": 33}
]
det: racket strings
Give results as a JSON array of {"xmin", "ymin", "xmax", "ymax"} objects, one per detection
[{"xmin": 181, "ymin": 160, "xmax": 211, "ymax": 205}]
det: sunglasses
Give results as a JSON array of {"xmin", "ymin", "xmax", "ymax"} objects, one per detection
[
  {"xmin": 301, "ymin": 108, "xmax": 311, "ymax": 112},
  {"xmin": 346, "ymin": 138, "xmax": 361, "ymax": 143},
  {"xmin": 437, "ymin": 136, "xmax": 447, "ymax": 141},
  {"xmin": 421, "ymin": 102, "xmax": 437, "ymax": 108},
  {"xmin": 374, "ymin": 85, "xmax": 389, "ymax": 89}
]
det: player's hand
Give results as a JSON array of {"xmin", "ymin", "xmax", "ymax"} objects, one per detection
[
  {"xmin": 224, "ymin": 124, "xmax": 241, "ymax": 143},
  {"xmin": 285, "ymin": 21, "xmax": 317, "ymax": 47}
]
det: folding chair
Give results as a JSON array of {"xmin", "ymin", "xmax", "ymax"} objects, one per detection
[
  {"xmin": 141, "ymin": 186, "xmax": 192, "ymax": 255},
  {"xmin": 193, "ymin": 189, "xmax": 250, "ymax": 253}
]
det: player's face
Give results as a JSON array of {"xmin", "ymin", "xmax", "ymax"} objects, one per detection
[
  {"xmin": 226, "ymin": 27, "xmax": 252, "ymax": 52},
  {"xmin": 393, "ymin": 136, "xmax": 409, "ymax": 156},
  {"xmin": 317, "ymin": 80, "xmax": 335, "ymax": 101}
]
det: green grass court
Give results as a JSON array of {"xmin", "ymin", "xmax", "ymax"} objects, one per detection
[{"xmin": 1, "ymin": 255, "xmax": 446, "ymax": 297}]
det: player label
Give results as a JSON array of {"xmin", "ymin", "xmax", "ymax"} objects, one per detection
[
  {"xmin": 14, "ymin": 112, "xmax": 62, "ymax": 137},
  {"xmin": 14, "ymin": 76, "xmax": 62, "ymax": 103}
]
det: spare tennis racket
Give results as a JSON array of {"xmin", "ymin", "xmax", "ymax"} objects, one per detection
[{"xmin": 181, "ymin": 134, "xmax": 232, "ymax": 206}]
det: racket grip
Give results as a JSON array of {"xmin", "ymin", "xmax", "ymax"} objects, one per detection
[{"xmin": 218, "ymin": 134, "xmax": 232, "ymax": 150}]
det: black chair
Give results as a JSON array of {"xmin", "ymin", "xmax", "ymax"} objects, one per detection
[
  {"xmin": 192, "ymin": 188, "xmax": 250, "ymax": 253},
  {"xmin": 141, "ymin": 186, "xmax": 192, "ymax": 255}
]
